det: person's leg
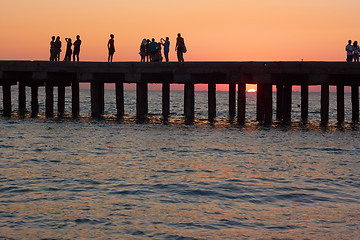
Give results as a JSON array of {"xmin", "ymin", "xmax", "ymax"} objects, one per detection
[{"xmin": 165, "ymin": 52, "xmax": 169, "ymax": 62}]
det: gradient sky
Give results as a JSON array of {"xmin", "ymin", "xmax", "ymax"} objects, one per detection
[
  {"xmin": 1, "ymin": 0, "xmax": 360, "ymax": 62},
  {"xmin": 1, "ymin": 0, "xmax": 358, "ymax": 92}
]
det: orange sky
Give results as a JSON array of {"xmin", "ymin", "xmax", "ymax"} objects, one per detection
[{"xmin": 1, "ymin": 0, "xmax": 359, "ymax": 91}]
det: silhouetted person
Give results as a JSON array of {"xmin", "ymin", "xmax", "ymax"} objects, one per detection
[
  {"xmin": 73, "ymin": 35, "xmax": 81, "ymax": 62},
  {"xmin": 161, "ymin": 37, "xmax": 170, "ymax": 62},
  {"xmin": 145, "ymin": 39, "xmax": 150, "ymax": 62},
  {"xmin": 149, "ymin": 38, "xmax": 158, "ymax": 61},
  {"xmin": 64, "ymin": 38, "xmax": 72, "ymax": 61},
  {"xmin": 108, "ymin": 34, "xmax": 115, "ymax": 62},
  {"xmin": 50, "ymin": 36, "xmax": 56, "ymax": 61},
  {"xmin": 346, "ymin": 40, "xmax": 353, "ymax": 62},
  {"xmin": 140, "ymin": 39, "xmax": 147, "ymax": 62},
  {"xmin": 353, "ymin": 41, "xmax": 359, "ymax": 62},
  {"xmin": 54, "ymin": 36, "xmax": 62, "ymax": 61},
  {"xmin": 175, "ymin": 33, "xmax": 186, "ymax": 62}
]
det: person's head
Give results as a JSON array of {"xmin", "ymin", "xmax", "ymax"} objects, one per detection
[
  {"xmin": 354, "ymin": 41, "xmax": 358, "ymax": 47},
  {"xmin": 52, "ymin": 36, "xmax": 55, "ymax": 41},
  {"xmin": 56, "ymin": 36, "xmax": 60, "ymax": 41},
  {"xmin": 349, "ymin": 40, "xmax": 352, "ymax": 45},
  {"xmin": 152, "ymin": 38, "xmax": 155, "ymax": 42},
  {"xmin": 147, "ymin": 39, "xmax": 150, "ymax": 43},
  {"xmin": 76, "ymin": 35, "xmax": 80, "ymax": 40},
  {"xmin": 68, "ymin": 38, "xmax": 72, "ymax": 42},
  {"xmin": 110, "ymin": 34, "xmax": 114, "ymax": 39},
  {"xmin": 166, "ymin": 37, "xmax": 169, "ymax": 41},
  {"xmin": 177, "ymin": 33, "xmax": 181, "ymax": 37}
]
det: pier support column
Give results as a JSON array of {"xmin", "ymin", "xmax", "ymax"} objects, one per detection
[
  {"xmin": 237, "ymin": 83, "xmax": 246, "ymax": 125},
  {"xmin": 352, "ymin": 85, "xmax": 359, "ymax": 123},
  {"xmin": 208, "ymin": 83, "xmax": 216, "ymax": 122},
  {"xmin": 91, "ymin": 81, "xmax": 104, "ymax": 118},
  {"xmin": 136, "ymin": 82, "xmax": 148, "ymax": 122},
  {"xmin": 58, "ymin": 84, "xmax": 66, "ymax": 117},
  {"xmin": 283, "ymin": 85, "xmax": 292, "ymax": 124},
  {"xmin": 337, "ymin": 84, "xmax": 345, "ymax": 124},
  {"xmin": 45, "ymin": 81, "xmax": 54, "ymax": 118},
  {"xmin": 263, "ymin": 84, "xmax": 273, "ymax": 126},
  {"xmin": 256, "ymin": 84, "xmax": 265, "ymax": 123},
  {"xmin": 18, "ymin": 81, "xmax": 26, "ymax": 116},
  {"xmin": 229, "ymin": 83, "xmax": 236, "ymax": 118},
  {"xmin": 321, "ymin": 84, "xmax": 329, "ymax": 126},
  {"xmin": 31, "ymin": 86, "xmax": 39, "ymax": 118},
  {"xmin": 116, "ymin": 82, "xmax": 124, "ymax": 119},
  {"xmin": 72, "ymin": 80, "xmax": 80, "ymax": 118},
  {"xmin": 301, "ymin": 84, "xmax": 309, "ymax": 122},
  {"xmin": 184, "ymin": 83, "xmax": 195, "ymax": 124},
  {"xmin": 276, "ymin": 85, "xmax": 284, "ymax": 121},
  {"xmin": 2, "ymin": 84, "xmax": 12, "ymax": 117},
  {"xmin": 162, "ymin": 83, "xmax": 170, "ymax": 119}
]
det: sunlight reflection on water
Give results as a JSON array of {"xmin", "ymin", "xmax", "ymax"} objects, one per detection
[{"xmin": 0, "ymin": 120, "xmax": 359, "ymax": 239}]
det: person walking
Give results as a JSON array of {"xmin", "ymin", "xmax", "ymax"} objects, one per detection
[
  {"xmin": 73, "ymin": 35, "xmax": 81, "ymax": 62},
  {"xmin": 161, "ymin": 37, "xmax": 170, "ymax": 62},
  {"xmin": 108, "ymin": 34, "xmax": 115, "ymax": 62},
  {"xmin": 50, "ymin": 36, "xmax": 55, "ymax": 61},
  {"xmin": 346, "ymin": 40, "xmax": 353, "ymax": 62},
  {"xmin": 175, "ymin": 33, "xmax": 186, "ymax": 62},
  {"xmin": 353, "ymin": 41, "xmax": 359, "ymax": 62},
  {"xmin": 64, "ymin": 38, "xmax": 72, "ymax": 61}
]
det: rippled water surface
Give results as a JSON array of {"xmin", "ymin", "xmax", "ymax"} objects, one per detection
[{"xmin": 0, "ymin": 90, "xmax": 359, "ymax": 239}]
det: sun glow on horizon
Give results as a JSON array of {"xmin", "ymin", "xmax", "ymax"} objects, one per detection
[{"xmin": 247, "ymin": 89, "xmax": 257, "ymax": 93}]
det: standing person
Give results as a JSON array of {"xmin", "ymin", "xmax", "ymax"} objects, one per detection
[
  {"xmin": 54, "ymin": 36, "xmax": 62, "ymax": 61},
  {"xmin": 50, "ymin": 36, "xmax": 55, "ymax": 61},
  {"xmin": 145, "ymin": 39, "xmax": 151, "ymax": 62},
  {"xmin": 353, "ymin": 41, "xmax": 359, "ymax": 62},
  {"xmin": 73, "ymin": 35, "xmax": 81, "ymax": 62},
  {"xmin": 175, "ymin": 33, "xmax": 186, "ymax": 62},
  {"xmin": 149, "ymin": 38, "xmax": 158, "ymax": 62},
  {"xmin": 139, "ymin": 39, "xmax": 147, "ymax": 62},
  {"xmin": 64, "ymin": 38, "xmax": 72, "ymax": 61},
  {"xmin": 346, "ymin": 40, "xmax": 353, "ymax": 62},
  {"xmin": 161, "ymin": 37, "xmax": 170, "ymax": 62},
  {"xmin": 108, "ymin": 34, "xmax": 115, "ymax": 62}
]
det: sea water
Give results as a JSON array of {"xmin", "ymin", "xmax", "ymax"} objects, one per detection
[{"xmin": 0, "ymin": 88, "xmax": 359, "ymax": 239}]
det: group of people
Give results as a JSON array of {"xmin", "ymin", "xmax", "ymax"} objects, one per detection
[
  {"xmin": 50, "ymin": 35, "xmax": 82, "ymax": 62},
  {"xmin": 345, "ymin": 40, "xmax": 359, "ymax": 62},
  {"xmin": 139, "ymin": 33, "xmax": 186, "ymax": 62},
  {"xmin": 50, "ymin": 33, "xmax": 187, "ymax": 62}
]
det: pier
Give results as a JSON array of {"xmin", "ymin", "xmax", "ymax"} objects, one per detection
[{"xmin": 0, "ymin": 61, "xmax": 359, "ymax": 125}]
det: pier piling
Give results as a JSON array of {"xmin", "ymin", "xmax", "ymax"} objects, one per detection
[
  {"xmin": 116, "ymin": 82, "xmax": 124, "ymax": 119},
  {"xmin": 3, "ymin": 84, "xmax": 12, "ymax": 117},
  {"xmin": 283, "ymin": 85, "xmax": 292, "ymax": 124},
  {"xmin": 18, "ymin": 81, "xmax": 26, "ymax": 116},
  {"xmin": 237, "ymin": 83, "xmax": 246, "ymax": 125},
  {"xmin": 184, "ymin": 83, "xmax": 195, "ymax": 124},
  {"xmin": 208, "ymin": 83, "xmax": 216, "ymax": 122},
  {"xmin": 162, "ymin": 83, "xmax": 170, "ymax": 119},
  {"xmin": 301, "ymin": 84, "xmax": 309, "ymax": 122},
  {"xmin": 136, "ymin": 82, "xmax": 148, "ymax": 122},
  {"xmin": 229, "ymin": 83, "xmax": 236, "ymax": 118},
  {"xmin": 58, "ymin": 84, "xmax": 66, "ymax": 117},
  {"xmin": 321, "ymin": 84, "xmax": 329, "ymax": 126},
  {"xmin": 337, "ymin": 84, "xmax": 345, "ymax": 124}
]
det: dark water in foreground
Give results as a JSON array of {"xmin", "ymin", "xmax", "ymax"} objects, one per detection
[{"xmin": 0, "ymin": 90, "xmax": 359, "ymax": 239}]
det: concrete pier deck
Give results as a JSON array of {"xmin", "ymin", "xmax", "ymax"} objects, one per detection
[{"xmin": 0, "ymin": 61, "xmax": 359, "ymax": 125}]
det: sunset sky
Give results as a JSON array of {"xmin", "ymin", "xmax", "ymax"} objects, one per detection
[{"xmin": 1, "ymin": 0, "xmax": 359, "ymax": 91}]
